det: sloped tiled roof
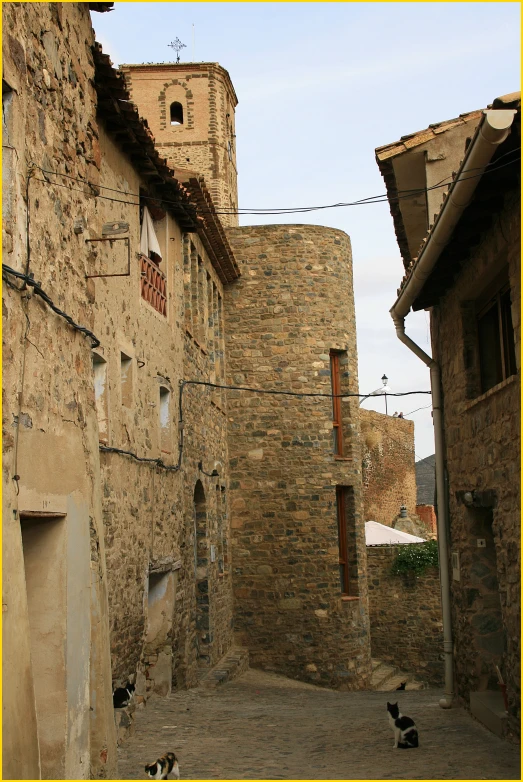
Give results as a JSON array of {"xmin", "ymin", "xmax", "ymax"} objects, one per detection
[
  {"xmin": 394, "ymin": 92, "xmax": 520, "ymax": 309},
  {"xmin": 376, "ymin": 111, "xmax": 483, "ymax": 271}
]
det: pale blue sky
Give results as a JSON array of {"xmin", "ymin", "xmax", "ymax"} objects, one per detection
[{"xmin": 92, "ymin": 2, "xmax": 520, "ymax": 460}]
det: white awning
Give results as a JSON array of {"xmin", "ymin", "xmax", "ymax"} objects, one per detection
[{"xmin": 365, "ymin": 520, "xmax": 426, "ymax": 546}]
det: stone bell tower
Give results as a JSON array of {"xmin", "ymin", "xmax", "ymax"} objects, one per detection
[{"xmin": 120, "ymin": 61, "xmax": 239, "ymax": 228}]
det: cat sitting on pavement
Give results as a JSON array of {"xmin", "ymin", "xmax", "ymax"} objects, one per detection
[
  {"xmin": 145, "ymin": 752, "xmax": 180, "ymax": 780},
  {"xmin": 387, "ymin": 701, "xmax": 419, "ymax": 749}
]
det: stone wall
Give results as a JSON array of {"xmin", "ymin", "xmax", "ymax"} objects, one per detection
[
  {"xmin": 224, "ymin": 224, "xmax": 371, "ymax": 690},
  {"xmin": 367, "ymin": 546, "xmax": 444, "ymax": 685},
  {"xmin": 360, "ymin": 409, "xmax": 417, "ymax": 524},
  {"xmin": 430, "ymin": 189, "xmax": 520, "ymax": 717},
  {"xmin": 2, "ymin": 3, "xmax": 116, "ymax": 777},
  {"xmin": 121, "ymin": 62, "xmax": 239, "ymax": 227}
]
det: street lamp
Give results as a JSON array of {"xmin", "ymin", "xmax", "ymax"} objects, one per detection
[{"xmin": 360, "ymin": 374, "xmax": 392, "ymax": 415}]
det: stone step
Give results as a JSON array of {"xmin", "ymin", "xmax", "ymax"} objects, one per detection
[
  {"xmin": 370, "ymin": 658, "xmax": 425, "ymax": 692},
  {"xmin": 198, "ymin": 646, "xmax": 249, "ymax": 690},
  {"xmin": 370, "ymin": 662, "xmax": 397, "ymax": 688}
]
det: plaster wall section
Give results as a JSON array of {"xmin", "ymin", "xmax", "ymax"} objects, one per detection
[
  {"xmin": 224, "ymin": 224, "xmax": 371, "ymax": 689},
  {"xmin": 430, "ymin": 191, "xmax": 520, "ymax": 717},
  {"xmin": 360, "ymin": 409, "xmax": 417, "ymax": 524},
  {"xmin": 2, "ymin": 3, "xmax": 116, "ymax": 778},
  {"xmin": 121, "ymin": 62, "xmax": 239, "ymax": 228},
  {"xmin": 92, "ymin": 126, "xmax": 233, "ymax": 694}
]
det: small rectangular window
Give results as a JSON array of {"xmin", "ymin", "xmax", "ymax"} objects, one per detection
[
  {"xmin": 336, "ymin": 486, "xmax": 358, "ymax": 597},
  {"xmin": 120, "ymin": 352, "xmax": 133, "ymax": 407},
  {"xmin": 330, "ymin": 351, "xmax": 343, "ymax": 455},
  {"xmin": 92, "ymin": 352, "xmax": 109, "ymax": 442},
  {"xmin": 159, "ymin": 386, "xmax": 171, "ymax": 453},
  {"xmin": 477, "ymin": 282, "xmax": 516, "ymax": 393}
]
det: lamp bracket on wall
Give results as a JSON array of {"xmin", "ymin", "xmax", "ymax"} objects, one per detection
[
  {"xmin": 198, "ymin": 460, "xmax": 219, "ymax": 478},
  {"xmin": 85, "ymin": 236, "xmax": 131, "ymax": 278}
]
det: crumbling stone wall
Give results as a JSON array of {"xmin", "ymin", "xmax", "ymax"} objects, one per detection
[
  {"xmin": 430, "ymin": 190, "xmax": 520, "ymax": 718},
  {"xmin": 224, "ymin": 224, "xmax": 371, "ymax": 690},
  {"xmin": 2, "ymin": 3, "xmax": 116, "ymax": 778},
  {"xmin": 367, "ymin": 546, "xmax": 443, "ymax": 685},
  {"xmin": 361, "ymin": 409, "xmax": 417, "ymax": 524}
]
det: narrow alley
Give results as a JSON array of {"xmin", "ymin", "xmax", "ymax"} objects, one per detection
[{"xmin": 118, "ymin": 670, "xmax": 520, "ymax": 780}]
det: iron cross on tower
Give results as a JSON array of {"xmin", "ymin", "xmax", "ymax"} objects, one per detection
[{"xmin": 168, "ymin": 38, "xmax": 186, "ymax": 63}]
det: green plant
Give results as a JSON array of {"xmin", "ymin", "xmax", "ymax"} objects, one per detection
[{"xmin": 390, "ymin": 540, "xmax": 439, "ymax": 577}]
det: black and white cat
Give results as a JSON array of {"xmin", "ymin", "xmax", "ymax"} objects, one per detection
[
  {"xmin": 112, "ymin": 681, "xmax": 135, "ymax": 709},
  {"xmin": 387, "ymin": 701, "xmax": 419, "ymax": 749},
  {"xmin": 145, "ymin": 752, "xmax": 180, "ymax": 780}
]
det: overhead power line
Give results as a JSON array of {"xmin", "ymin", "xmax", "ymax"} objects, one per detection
[{"xmin": 21, "ymin": 148, "xmax": 520, "ymax": 217}]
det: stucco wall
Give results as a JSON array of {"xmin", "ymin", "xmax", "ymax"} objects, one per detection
[
  {"xmin": 2, "ymin": 3, "xmax": 116, "ymax": 778},
  {"xmin": 430, "ymin": 190, "xmax": 520, "ymax": 717},
  {"xmin": 367, "ymin": 546, "xmax": 443, "ymax": 685},
  {"xmin": 224, "ymin": 224, "xmax": 371, "ymax": 690},
  {"xmin": 361, "ymin": 409, "xmax": 417, "ymax": 524}
]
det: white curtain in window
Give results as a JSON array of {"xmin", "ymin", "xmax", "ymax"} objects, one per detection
[{"xmin": 140, "ymin": 205, "xmax": 162, "ymax": 262}]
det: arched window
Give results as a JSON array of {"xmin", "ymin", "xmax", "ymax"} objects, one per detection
[{"xmin": 170, "ymin": 102, "xmax": 183, "ymax": 126}]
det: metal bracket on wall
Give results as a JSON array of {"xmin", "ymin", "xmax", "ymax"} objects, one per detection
[{"xmin": 85, "ymin": 236, "xmax": 131, "ymax": 278}]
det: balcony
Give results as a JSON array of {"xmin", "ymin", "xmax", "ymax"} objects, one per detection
[{"xmin": 140, "ymin": 254, "xmax": 167, "ymax": 316}]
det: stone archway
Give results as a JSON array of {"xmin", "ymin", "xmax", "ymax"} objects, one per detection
[{"xmin": 194, "ymin": 481, "xmax": 212, "ymax": 667}]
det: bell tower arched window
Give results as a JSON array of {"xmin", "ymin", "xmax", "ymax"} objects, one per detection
[{"xmin": 170, "ymin": 101, "xmax": 183, "ymax": 126}]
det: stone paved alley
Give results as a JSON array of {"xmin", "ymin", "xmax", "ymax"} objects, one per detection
[{"xmin": 118, "ymin": 670, "xmax": 520, "ymax": 780}]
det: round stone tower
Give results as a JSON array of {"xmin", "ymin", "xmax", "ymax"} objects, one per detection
[
  {"xmin": 121, "ymin": 61, "xmax": 239, "ymax": 227},
  {"xmin": 223, "ymin": 223, "xmax": 371, "ymax": 689}
]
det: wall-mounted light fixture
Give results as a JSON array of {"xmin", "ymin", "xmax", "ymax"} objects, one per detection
[{"xmin": 198, "ymin": 460, "xmax": 219, "ymax": 478}]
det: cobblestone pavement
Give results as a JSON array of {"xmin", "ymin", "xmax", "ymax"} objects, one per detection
[{"xmin": 118, "ymin": 669, "xmax": 520, "ymax": 780}]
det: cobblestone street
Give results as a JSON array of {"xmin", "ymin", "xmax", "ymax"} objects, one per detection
[{"xmin": 118, "ymin": 670, "xmax": 520, "ymax": 780}]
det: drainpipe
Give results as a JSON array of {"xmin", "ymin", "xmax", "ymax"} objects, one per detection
[{"xmin": 389, "ymin": 108, "xmax": 516, "ymax": 709}]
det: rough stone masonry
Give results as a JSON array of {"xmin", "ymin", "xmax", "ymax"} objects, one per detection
[{"xmin": 224, "ymin": 223, "xmax": 372, "ymax": 689}]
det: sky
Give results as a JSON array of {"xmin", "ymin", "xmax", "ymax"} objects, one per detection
[{"xmin": 92, "ymin": 2, "xmax": 520, "ymax": 460}]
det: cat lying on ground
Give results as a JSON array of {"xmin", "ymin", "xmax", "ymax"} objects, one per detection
[
  {"xmin": 112, "ymin": 681, "xmax": 135, "ymax": 709},
  {"xmin": 145, "ymin": 752, "xmax": 180, "ymax": 780},
  {"xmin": 387, "ymin": 701, "xmax": 419, "ymax": 749}
]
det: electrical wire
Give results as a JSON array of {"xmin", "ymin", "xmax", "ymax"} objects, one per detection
[
  {"xmin": 181, "ymin": 378, "xmax": 431, "ymax": 399},
  {"xmin": 2, "ymin": 264, "xmax": 101, "ymax": 348},
  {"xmin": 27, "ymin": 149, "xmax": 520, "ymax": 217},
  {"xmin": 403, "ymin": 403, "xmax": 433, "ymax": 417},
  {"xmin": 99, "ymin": 378, "xmax": 434, "ymax": 474}
]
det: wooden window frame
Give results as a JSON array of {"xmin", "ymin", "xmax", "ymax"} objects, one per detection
[
  {"xmin": 330, "ymin": 350, "xmax": 343, "ymax": 456},
  {"xmin": 476, "ymin": 281, "xmax": 516, "ymax": 394},
  {"xmin": 336, "ymin": 486, "xmax": 350, "ymax": 595}
]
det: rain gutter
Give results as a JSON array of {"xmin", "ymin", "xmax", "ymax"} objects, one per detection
[{"xmin": 389, "ymin": 108, "xmax": 516, "ymax": 709}]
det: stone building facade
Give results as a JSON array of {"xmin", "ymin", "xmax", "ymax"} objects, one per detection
[
  {"xmin": 90, "ymin": 47, "xmax": 240, "ymax": 701},
  {"xmin": 360, "ymin": 408, "xmax": 417, "ymax": 525},
  {"xmin": 377, "ymin": 95, "xmax": 521, "ymax": 728},
  {"xmin": 2, "ymin": 4, "xmax": 116, "ymax": 778},
  {"xmin": 223, "ymin": 224, "xmax": 371, "ymax": 688}
]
